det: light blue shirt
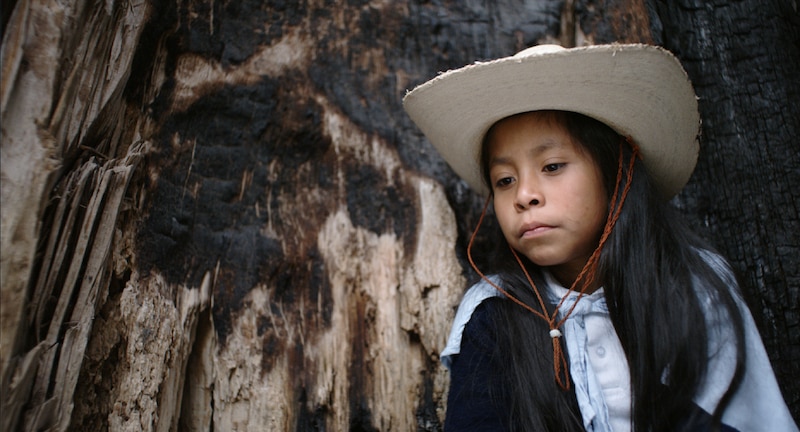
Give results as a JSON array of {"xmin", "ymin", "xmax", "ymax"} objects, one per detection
[{"xmin": 441, "ymin": 254, "xmax": 798, "ymax": 431}]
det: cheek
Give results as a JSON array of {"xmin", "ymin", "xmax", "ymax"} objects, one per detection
[
  {"xmin": 566, "ymin": 179, "xmax": 608, "ymax": 227},
  {"xmin": 585, "ymin": 184, "xmax": 609, "ymax": 230},
  {"xmin": 492, "ymin": 200, "xmax": 517, "ymax": 240},
  {"xmin": 563, "ymin": 183, "xmax": 600, "ymax": 215}
]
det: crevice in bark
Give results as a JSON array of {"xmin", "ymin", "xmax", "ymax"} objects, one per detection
[
  {"xmin": 179, "ymin": 305, "xmax": 216, "ymax": 431},
  {"xmin": 296, "ymin": 387, "xmax": 330, "ymax": 432},
  {"xmin": 0, "ymin": 0, "xmax": 17, "ymax": 40}
]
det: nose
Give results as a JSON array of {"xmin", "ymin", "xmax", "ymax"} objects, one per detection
[{"xmin": 515, "ymin": 178, "xmax": 542, "ymax": 210}]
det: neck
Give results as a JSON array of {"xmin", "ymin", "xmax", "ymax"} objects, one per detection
[{"xmin": 549, "ymin": 262, "xmax": 602, "ymax": 294}]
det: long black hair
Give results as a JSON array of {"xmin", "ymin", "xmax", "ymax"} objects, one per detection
[{"xmin": 475, "ymin": 110, "xmax": 746, "ymax": 431}]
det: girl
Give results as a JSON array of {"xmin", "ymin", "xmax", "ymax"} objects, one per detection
[{"xmin": 403, "ymin": 44, "xmax": 797, "ymax": 431}]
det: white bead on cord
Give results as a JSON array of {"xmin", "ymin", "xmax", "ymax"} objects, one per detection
[{"xmin": 549, "ymin": 329, "xmax": 562, "ymax": 338}]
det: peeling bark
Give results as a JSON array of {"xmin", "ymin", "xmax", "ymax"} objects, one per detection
[{"xmin": 1, "ymin": 1, "xmax": 152, "ymax": 430}]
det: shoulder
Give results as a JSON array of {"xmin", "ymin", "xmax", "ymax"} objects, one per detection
[
  {"xmin": 690, "ymin": 248, "xmax": 745, "ymax": 313},
  {"xmin": 440, "ymin": 277, "xmax": 505, "ymax": 369},
  {"xmin": 444, "ymin": 295, "xmax": 512, "ymax": 431},
  {"xmin": 691, "ymin": 251, "xmax": 799, "ymax": 430},
  {"xmin": 459, "ymin": 295, "xmax": 506, "ymax": 350},
  {"xmin": 462, "ymin": 276, "xmax": 506, "ymax": 305},
  {"xmin": 694, "ymin": 248, "xmax": 737, "ymax": 286}
]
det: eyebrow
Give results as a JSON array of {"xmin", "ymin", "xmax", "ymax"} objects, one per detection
[{"xmin": 489, "ymin": 141, "xmax": 562, "ymax": 167}]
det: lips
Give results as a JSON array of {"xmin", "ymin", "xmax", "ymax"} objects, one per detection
[{"xmin": 519, "ymin": 222, "xmax": 555, "ymax": 238}]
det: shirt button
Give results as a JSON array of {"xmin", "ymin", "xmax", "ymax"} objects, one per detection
[{"xmin": 596, "ymin": 346, "xmax": 606, "ymax": 358}]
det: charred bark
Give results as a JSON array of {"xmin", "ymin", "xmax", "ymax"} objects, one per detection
[{"xmin": 652, "ymin": 0, "xmax": 800, "ymax": 416}]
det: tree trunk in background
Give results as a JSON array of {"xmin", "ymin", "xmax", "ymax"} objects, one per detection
[
  {"xmin": 1, "ymin": 1, "xmax": 796, "ymax": 430},
  {"xmin": 651, "ymin": 0, "xmax": 800, "ymax": 415}
]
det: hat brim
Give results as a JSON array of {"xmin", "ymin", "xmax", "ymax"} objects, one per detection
[{"xmin": 403, "ymin": 44, "xmax": 700, "ymax": 198}]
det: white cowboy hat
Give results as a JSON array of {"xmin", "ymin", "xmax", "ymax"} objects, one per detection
[{"xmin": 403, "ymin": 44, "xmax": 700, "ymax": 198}]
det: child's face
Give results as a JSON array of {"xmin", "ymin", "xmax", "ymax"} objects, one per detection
[{"xmin": 486, "ymin": 112, "xmax": 608, "ymax": 287}]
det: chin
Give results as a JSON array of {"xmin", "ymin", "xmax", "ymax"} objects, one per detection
[{"xmin": 522, "ymin": 254, "xmax": 560, "ymax": 268}]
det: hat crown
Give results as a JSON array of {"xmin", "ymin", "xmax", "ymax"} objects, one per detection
[{"xmin": 513, "ymin": 44, "xmax": 565, "ymax": 58}]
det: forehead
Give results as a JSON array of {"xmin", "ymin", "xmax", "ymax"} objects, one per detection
[
  {"xmin": 488, "ymin": 111, "xmax": 569, "ymax": 137},
  {"xmin": 485, "ymin": 112, "xmax": 579, "ymax": 159}
]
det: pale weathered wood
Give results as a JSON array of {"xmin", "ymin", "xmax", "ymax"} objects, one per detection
[
  {"xmin": 31, "ymin": 161, "xmax": 101, "ymax": 403},
  {"xmin": 0, "ymin": 9, "xmax": 61, "ymax": 393},
  {"xmin": 155, "ymin": 272, "xmax": 213, "ymax": 432},
  {"xmin": 0, "ymin": 342, "xmax": 45, "ymax": 432},
  {"xmin": 1, "ymin": 0, "xmax": 151, "ymax": 429},
  {"xmin": 17, "ymin": 147, "xmax": 145, "ymax": 432},
  {"xmin": 29, "ymin": 163, "xmax": 97, "ymax": 336},
  {"xmin": 55, "ymin": 160, "xmax": 142, "ymax": 431}
]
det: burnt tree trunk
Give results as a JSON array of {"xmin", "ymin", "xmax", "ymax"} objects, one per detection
[
  {"xmin": 1, "ymin": 0, "xmax": 797, "ymax": 430},
  {"xmin": 652, "ymin": 0, "xmax": 800, "ymax": 415}
]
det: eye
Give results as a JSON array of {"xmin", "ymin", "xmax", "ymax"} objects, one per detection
[
  {"xmin": 543, "ymin": 163, "xmax": 565, "ymax": 173},
  {"xmin": 494, "ymin": 176, "xmax": 515, "ymax": 189}
]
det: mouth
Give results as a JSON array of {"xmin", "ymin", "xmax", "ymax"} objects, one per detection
[{"xmin": 519, "ymin": 222, "xmax": 555, "ymax": 239}]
